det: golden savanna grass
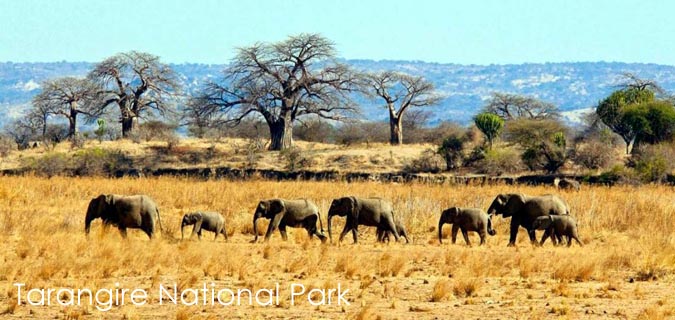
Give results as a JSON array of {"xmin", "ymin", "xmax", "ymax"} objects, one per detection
[{"xmin": 0, "ymin": 176, "xmax": 674, "ymax": 319}]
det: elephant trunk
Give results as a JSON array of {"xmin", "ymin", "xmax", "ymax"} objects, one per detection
[
  {"xmin": 181, "ymin": 223, "xmax": 186, "ymax": 240},
  {"xmin": 487, "ymin": 215, "xmax": 496, "ymax": 236},
  {"xmin": 84, "ymin": 207, "xmax": 96, "ymax": 235},
  {"xmin": 438, "ymin": 220, "xmax": 445, "ymax": 244}
]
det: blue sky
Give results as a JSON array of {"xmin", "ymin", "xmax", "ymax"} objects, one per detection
[{"xmin": 2, "ymin": 0, "xmax": 674, "ymax": 65}]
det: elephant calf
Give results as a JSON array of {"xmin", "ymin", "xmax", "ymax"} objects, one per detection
[
  {"xmin": 252, "ymin": 199, "xmax": 327, "ymax": 243},
  {"xmin": 327, "ymin": 196, "xmax": 399, "ymax": 244},
  {"xmin": 181, "ymin": 211, "xmax": 228, "ymax": 241},
  {"xmin": 378, "ymin": 220, "xmax": 410, "ymax": 243},
  {"xmin": 532, "ymin": 215, "xmax": 583, "ymax": 247},
  {"xmin": 438, "ymin": 207, "xmax": 495, "ymax": 246}
]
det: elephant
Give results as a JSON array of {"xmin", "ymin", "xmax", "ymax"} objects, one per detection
[
  {"xmin": 327, "ymin": 196, "xmax": 399, "ymax": 244},
  {"xmin": 532, "ymin": 215, "xmax": 583, "ymax": 247},
  {"xmin": 487, "ymin": 193, "xmax": 569, "ymax": 247},
  {"xmin": 252, "ymin": 199, "xmax": 327, "ymax": 243},
  {"xmin": 181, "ymin": 211, "xmax": 228, "ymax": 241},
  {"xmin": 438, "ymin": 207, "xmax": 496, "ymax": 246},
  {"xmin": 85, "ymin": 194, "xmax": 163, "ymax": 239},
  {"xmin": 555, "ymin": 178, "xmax": 581, "ymax": 191},
  {"xmin": 377, "ymin": 220, "xmax": 410, "ymax": 243}
]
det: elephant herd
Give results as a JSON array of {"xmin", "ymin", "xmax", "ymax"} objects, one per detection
[{"xmin": 84, "ymin": 193, "xmax": 582, "ymax": 247}]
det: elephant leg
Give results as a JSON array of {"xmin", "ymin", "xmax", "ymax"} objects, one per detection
[
  {"xmin": 527, "ymin": 228, "xmax": 538, "ymax": 246},
  {"xmin": 279, "ymin": 224, "xmax": 288, "ymax": 241},
  {"xmin": 451, "ymin": 224, "xmax": 459, "ymax": 244},
  {"xmin": 508, "ymin": 220, "xmax": 519, "ymax": 247},
  {"xmin": 541, "ymin": 229, "xmax": 551, "ymax": 246},
  {"xmin": 376, "ymin": 227, "xmax": 383, "ymax": 242},
  {"xmin": 198, "ymin": 229, "xmax": 203, "ymax": 240},
  {"xmin": 478, "ymin": 230, "xmax": 486, "ymax": 246},
  {"xmin": 264, "ymin": 215, "xmax": 282, "ymax": 242},
  {"xmin": 338, "ymin": 223, "xmax": 351, "ymax": 243},
  {"xmin": 572, "ymin": 234, "xmax": 583, "ymax": 247},
  {"xmin": 460, "ymin": 228, "xmax": 471, "ymax": 246},
  {"xmin": 385, "ymin": 218, "xmax": 399, "ymax": 242},
  {"xmin": 214, "ymin": 228, "xmax": 219, "ymax": 241},
  {"xmin": 118, "ymin": 226, "xmax": 128, "ymax": 238},
  {"xmin": 351, "ymin": 222, "xmax": 359, "ymax": 244}
]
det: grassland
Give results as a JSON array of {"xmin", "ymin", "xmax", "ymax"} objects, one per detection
[
  {"xmin": 0, "ymin": 176, "xmax": 674, "ymax": 319},
  {"xmin": 0, "ymin": 138, "xmax": 433, "ymax": 173}
]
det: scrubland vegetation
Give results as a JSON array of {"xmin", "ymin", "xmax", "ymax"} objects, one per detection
[{"xmin": 0, "ymin": 176, "xmax": 673, "ymax": 319}]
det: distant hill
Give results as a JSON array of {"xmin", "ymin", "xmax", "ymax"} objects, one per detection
[{"xmin": 2, "ymin": 60, "xmax": 675, "ymax": 128}]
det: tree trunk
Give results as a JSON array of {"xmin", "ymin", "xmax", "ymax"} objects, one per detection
[
  {"xmin": 624, "ymin": 135, "xmax": 636, "ymax": 155},
  {"xmin": 268, "ymin": 119, "xmax": 294, "ymax": 151},
  {"xmin": 121, "ymin": 116, "xmax": 138, "ymax": 138},
  {"xmin": 389, "ymin": 116, "xmax": 403, "ymax": 145},
  {"xmin": 68, "ymin": 110, "xmax": 78, "ymax": 138}
]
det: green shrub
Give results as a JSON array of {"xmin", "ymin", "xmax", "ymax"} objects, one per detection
[
  {"xmin": 72, "ymin": 148, "xmax": 133, "ymax": 176},
  {"xmin": 24, "ymin": 153, "xmax": 70, "ymax": 178},
  {"xmin": 405, "ymin": 149, "xmax": 445, "ymax": 173},
  {"xmin": 475, "ymin": 148, "xmax": 523, "ymax": 175},
  {"xmin": 437, "ymin": 135, "xmax": 464, "ymax": 170},
  {"xmin": 631, "ymin": 144, "xmax": 675, "ymax": 183},
  {"xmin": 573, "ymin": 140, "xmax": 614, "ymax": 170}
]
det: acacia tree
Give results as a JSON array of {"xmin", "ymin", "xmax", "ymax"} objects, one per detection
[
  {"xmin": 193, "ymin": 33, "xmax": 359, "ymax": 150},
  {"xmin": 88, "ymin": 51, "xmax": 180, "ymax": 138},
  {"xmin": 483, "ymin": 92, "xmax": 559, "ymax": 120},
  {"xmin": 32, "ymin": 77, "xmax": 99, "ymax": 138},
  {"xmin": 474, "ymin": 112, "xmax": 504, "ymax": 150},
  {"xmin": 596, "ymin": 87, "xmax": 655, "ymax": 154},
  {"xmin": 366, "ymin": 71, "xmax": 441, "ymax": 145}
]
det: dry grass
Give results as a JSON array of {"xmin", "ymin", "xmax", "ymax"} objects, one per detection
[
  {"xmin": 0, "ymin": 138, "xmax": 431, "ymax": 173},
  {"xmin": 0, "ymin": 176, "xmax": 673, "ymax": 318}
]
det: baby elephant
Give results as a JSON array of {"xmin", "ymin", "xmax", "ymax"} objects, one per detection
[
  {"xmin": 378, "ymin": 220, "xmax": 410, "ymax": 243},
  {"xmin": 438, "ymin": 207, "xmax": 496, "ymax": 246},
  {"xmin": 532, "ymin": 215, "xmax": 582, "ymax": 247},
  {"xmin": 181, "ymin": 211, "xmax": 228, "ymax": 241}
]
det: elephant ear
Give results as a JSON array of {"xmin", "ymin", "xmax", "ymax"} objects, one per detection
[
  {"xmin": 503, "ymin": 194, "xmax": 525, "ymax": 218},
  {"xmin": 269, "ymin": 199, "xmax": 285, "ymax": 216},
  {"xmin": 348, "ymin": 196, "xmax": 358, "ymax": 219},
  {"xmin": 104, "ymin": 194, "xmax": 114, "ymax": 205}
]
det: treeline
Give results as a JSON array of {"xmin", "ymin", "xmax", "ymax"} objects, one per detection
[{"xmin": 2, "ymin": 34, "xmax": 675, "ymax": 183}]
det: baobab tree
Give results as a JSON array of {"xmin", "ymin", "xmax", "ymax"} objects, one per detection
[
  {"xmin": 88, "ymin": 51, "xmax": 180, "ymax": 137},
  {"xmin": 192, "ymin": 33, "xmax": 359, "ymax": 150},
  {"xmin": 366, "ymin": 71, "xmax": 441, "ymax": 145},
  {"xmin": 31, "ymin": 77, "xmax": 98, "ymax": 138}
]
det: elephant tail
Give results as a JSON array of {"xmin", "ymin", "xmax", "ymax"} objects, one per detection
[
  {"xmin": 318, "ymin": 212, "xmax": 325, "ymax": 234},
  {"xmin": 156, "ymin": 207, "xmax": 164, "ymax": 234}
]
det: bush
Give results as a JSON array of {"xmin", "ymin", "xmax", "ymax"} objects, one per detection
[
  {"xmin": 138, "ymin": 121, "xmax": 178, "ymax": 142},
  {"xmin": 475, "ymin": 148, "xmax": 523, "ymax": 176},
  {"xmin": 334, "ymin": 122, "xmax": 389, "ymax": 146},
  {"xmin": 294, "ymin": 119, "xmax": 336, "ymax": 143},
  {"xmin": 404, "ymin": 149, "xmax": 445, "ymax": 173},
  {"xmin": 24, "ymin": 153, "xmax": 70, "ymax": 177},
  {"xmin": 0, "ymin": 135, "xmax": 15, "ymax": 158},
  {"xmin": 573, "ymin": 140, "xmax": 614, "ymax": 170},
  {"xmin": 72, "ymin": 148, "xmax": 133, "ymax": 177},
  {"xmin": 631, "ymin": 144, "xmax": 675, "ymax": 183},
  {"xmin": 279, "ymin": 147, "xmax": 312, "ymax": 172},
  {"xmin": 437, "ymin": 135, "xmax": 464, "ymax": 170}
]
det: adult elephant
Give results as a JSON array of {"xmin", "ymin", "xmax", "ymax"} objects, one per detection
[
  {"xmin": 327, "ymin": 196, "xmax": 399, "ymax": 244},
  {"xmin": 85, "ymin": 194, "xmax": 163, "ymax": 239},
  {"xmin": 251, "ymin": 199, "xmax": 327, "ymax": 243},
  {"xmin": 487, "ymin": 193, "xmax": 569, "ymax": 247}
]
